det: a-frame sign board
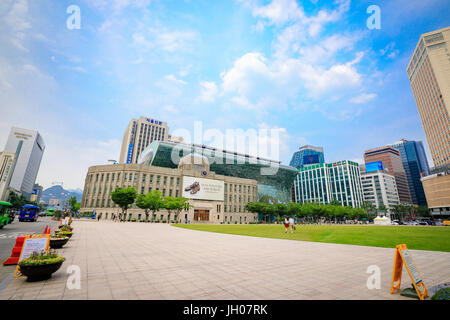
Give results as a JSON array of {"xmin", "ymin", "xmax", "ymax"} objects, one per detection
[
  {"xmin": 14, "ymin": 234, "xmax": 50, "ymax": 278},
  {"xmin": 390, "ymin": 244, "xmax": 429, "ymax": 300}
]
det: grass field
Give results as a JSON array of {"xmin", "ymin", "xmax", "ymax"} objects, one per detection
[{"xmin": 173, "ymin": 224, "xmax": 450, "ymax": 252}]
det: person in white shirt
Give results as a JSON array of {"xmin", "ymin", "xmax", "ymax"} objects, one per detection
[{"xmin": 289, "ymin": 217, "xmax": 295, "ymax": 233}]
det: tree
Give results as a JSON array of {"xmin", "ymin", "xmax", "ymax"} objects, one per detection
[
  {"xmin": 136, "ymin": 193, "xmax": 151, "ymax": 221},
  {"xmin": 361, "ymin": 201, "xmax": 377, "ymax": 219},
  {"xmin": 8, "ymin": 192, "xmax": 29, "ymax": 210},
  {"xmin": 378, "ymin": 204, "xmax": 388, "ymax": 216},
  {"xmin": 173, "ymin": 197, "xmax": 191, "ymax": 222},
  {"xmin": 110, "ymin": 187, "xmax": 137, "ymax": 220},
  {"xmin": 162, "ymin": 196, "xmax": 180, "ymax": 222},
  {"xmin": 142, "ymin": 190, "xmax": 164, "ymax": 221},
  {"xmin": 245, "ymin": 202, "xmax": 271, "ymax": 222},
  {"xmin": 68, "ymin": 196, "xmax": 80, "ymax": 217}
]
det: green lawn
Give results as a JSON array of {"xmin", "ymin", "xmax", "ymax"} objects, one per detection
[{"xmin": 173, "ymin": 224, "xmax": 450, "ymax": 252}]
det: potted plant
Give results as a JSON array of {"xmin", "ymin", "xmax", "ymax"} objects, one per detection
[
  {"xmin": 49, "ymin": 234, "xmax": 70, "ymax": 249},
  {"xmin": 58, "ymin": 225, "xmax": 73, "ymax": 231},
  {"xmin": 55, "ymin": 230, "xmax": 73, "ymax": 238},
  {"xmin": 18, "ymin": 251, "xmax": 65, "ymax": 282}
]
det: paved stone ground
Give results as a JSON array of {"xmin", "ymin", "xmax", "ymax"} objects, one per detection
[{"xmin": 0, "ymin": 219, "xmax": 449, "ymax": 300}]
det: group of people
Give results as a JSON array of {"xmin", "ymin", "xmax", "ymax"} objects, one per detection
[{"xmin": 283, "ymin": 216, "xmax": 296, "ymax": 233}]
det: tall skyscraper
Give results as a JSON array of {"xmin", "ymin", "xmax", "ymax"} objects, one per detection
[
  {"xmin": 0, "ymin": 152, "xmax": 16, "ymax": 201},
  {"xmin": 294, "ymin": 160, "xmax": 364, "ymax": 208},
  {"xmin": 390, "ymin": 139, "xmax": 430, "ymax": 206},
  {"xmin": 407, "ymin": 27, "xmax": 450, "ymax": 167},
  {"xmin": 289, "ymin": 145, "xmax": 325, "ymax": 168},
  {"xmin": 119, "ymin": 117, "xmax": 169, "ymax": 164},
  {"xmin": 364, "ymin": 146, "xmax": 412, "ymax": 204},
  {"xmin": 3, "ymin": 127, "xmax": 45, "ymax": 199}
]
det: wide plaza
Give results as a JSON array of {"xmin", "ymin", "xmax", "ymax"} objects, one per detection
[{"xmin": 0, "ymin": 219, "xmax": 449, "ymax": 300}]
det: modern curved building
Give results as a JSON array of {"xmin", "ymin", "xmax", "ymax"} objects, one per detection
[
  {"xmin": 80, "ymin": 141, "xmax": 298, "ymax": 223},
  {"xmin": 138, "ymin": 141, "xmax": 298, "ymax": 203}
]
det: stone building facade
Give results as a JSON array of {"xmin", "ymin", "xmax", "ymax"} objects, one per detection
[{"xmin": 80, "ymin": 154, "xmax": 258, "ymax": 224}]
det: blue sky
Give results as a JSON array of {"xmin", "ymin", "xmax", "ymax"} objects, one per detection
[{"xmin": 0, "ymin": 0, "xmax": 449, "ymax": 190}]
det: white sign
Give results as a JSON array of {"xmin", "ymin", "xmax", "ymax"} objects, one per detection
[
  {"xmin": 62, "ymin": 218, "xmax": 69, "ymax": 225},
  {"xmin": 19, "ymin": 238, "xmax": 49, "ymax": 262},
  {"xmin": 182, "ymin": 176, "xmax": 224, "ymax": 201},
  {"xmin": 401, "ymin": 250, "xmax": 422, "ymax": 284}
]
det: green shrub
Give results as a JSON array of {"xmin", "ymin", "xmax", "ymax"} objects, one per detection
[
  {"xmin": 431, "ymin": 287, "xmax": 450, "ymax": 300},
  {"xmin": 19, "ymin": 252, "xmax": 65, "ymax": 266},
  {"xmin": 131, "ymin": 218, "xmax": 137, "ymax": 222},
  {"xmin": 55, "ymin": 231, "xmax": 72, "ymax": 237}
]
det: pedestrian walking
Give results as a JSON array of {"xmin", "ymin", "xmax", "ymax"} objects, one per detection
[
  {"xmin": 289, "ymin": 216, "xmax": 295, "ymax": 233},
  {"xmin": 284, "ymin": 217, "xmax": 290, "ymax": 233}
]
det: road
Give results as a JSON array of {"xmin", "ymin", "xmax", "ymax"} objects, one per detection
[{"xmin": 0, "ymin": 216, "xmax": 59, "ymax": 285}]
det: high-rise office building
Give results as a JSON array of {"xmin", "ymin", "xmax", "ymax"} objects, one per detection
[
  {"xmin": 294, "ymin": 160, "xmax": 364, "ymax": 208},
  {"xmin": 360, "ymin": 163, "xmax": 400, "ymax": 212},
  {"xmin": 289, "ymin": 145, "xmax": 325, "ymax": 168},
  {"xmin": 390, "ymin": 139, "xmax": 430, "ymax": 206},
  {"xmin": 407, "ymin": 27, "xmax": 450, "ymax": 167},
  {"xmin": 0, "ymin": 151, "xmax": 17, "ymax": 201},
  {"xmin": 3, "ymin": 127, "xmax": 45, "ymax": 199},
  {"xmin": 364, "ymin": 146, "xmax": 412, "ymax": 204},
  {"xmin": 119, "ymin": 117, "xmax": 169, "ymax": 164}
]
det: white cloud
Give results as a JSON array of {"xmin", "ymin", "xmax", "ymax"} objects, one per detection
[
  {"xmin": 165, "ymin": 74, "xmax": 187, "ymax": 85},
  {"xmin": 350, "ymin": 93, "xmax": 377, "ymax": 104},
  {"xmin": 1, "ymin": 0, "xmax": 31, "ymax": 51},
  {"xmin": 132, "ymin": 29, "xmax": 198, "ymax": 53},
  {"xmin": 197, "ymin": 81, "xmax": 218, "ymax": 103}
]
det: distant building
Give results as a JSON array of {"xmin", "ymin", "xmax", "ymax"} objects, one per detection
[
  {"xmin": 30, "ymin": 183, "xmax": 43, "ymax": 204},
  {"xmin": 421, "ymin": 167, "xmax": 450, "ymax": 217},
  {"xmin": 364, "ymin": 146, "xmax": 412, "ymax": 204},
  {"xmin": 0, "ymin": 151, "xmax": 17, "ymax": 201},
  {"xmin": 390, "ymin": 139, "xmax": 430, "ymax": 206},
  {"xmin": 360, "ymin": 163, "xmax": 400, "ymax": 212},
  {"xmin": 289, "ymin": 145, "xmax": 325, "ymax": 169},
  {"xmin": 119, "ymin": 117, "xmax": 169, "ymax": 164},
  {"xmin": 3, "ymin": 127, "xmax": 45, "ymax": 199},
  {"xmin": 407, "ymin": 27, "xmax": 450, "ymax": 167},
  {"xmin": 293, "ymin": 160, "xmax": 364, "ymax": 208},
  {"xmin": 168, "ymin": 134, "xmax": 185, "ymax": 144}
]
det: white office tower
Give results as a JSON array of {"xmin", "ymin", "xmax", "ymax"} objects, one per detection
[
  {"xmin": 0, "ymin": 152, "xmax": 16, "ymax": 201},
  {"xmin": 119, "ymin": 117, "xmax": 169, "ymax": 164},
  {"xmin": 3, "ymin": 127, "xmax": 45, "ymax": 199}
]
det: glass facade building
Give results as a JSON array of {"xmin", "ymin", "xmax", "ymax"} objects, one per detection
[
  {"xmin": 138, "ymin": 141, "xmax": 298, "ymax": 203},
  {"xmin": 289, "ymin": 145, "xmax": 325, "ymax": 169},
  {"xmin": 293, "ymin": 160, "xmax": 364, "ymax": 208},
  {"xmin": 390, "ymin": 139, "xmax": 430, "ymax": 206}
]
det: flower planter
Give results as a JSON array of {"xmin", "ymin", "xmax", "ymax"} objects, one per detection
[
  {"xmin": 55, "ymin": 232, "xmax": 72, "ymax": 239},
  {"xmin": 19, "ymin": 260, "xmax": 64, "ymax": 282},
  {"xmin": 50, "ymin": 237, "xmax": 69, "ymax": 249}
]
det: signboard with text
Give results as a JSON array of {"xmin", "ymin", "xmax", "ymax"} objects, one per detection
[
  {"xmin": 390, "ymin": 244, "xmax": 429, "ymax": 300},
  {"xmin": 14, "ymin": 234, "xmax": 50, "ymax": 278},
  {"xmin": 182, "ymin": 176, "xmax": 224, "ymax": 201}
]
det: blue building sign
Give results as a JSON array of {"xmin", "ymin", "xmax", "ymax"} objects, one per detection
[
  {"xmin": 303, "ymin": 154, "xmax": 320, "ymax": 165},
  {"xmin": 365, "ymin": 161, "xmax": 383, "ymax": 172},
  {"xmin": 126, "ymin": 143, "xmax": 134, "ymax": 164}
]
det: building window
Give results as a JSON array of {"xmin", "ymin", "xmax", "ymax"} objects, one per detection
[
  {"xmin": 156, "ymin": 175, "xmax": 160, "ymax": 184},
  {"xmin": 142, "ymin": 174, "xmax": 146, "ymax": 183},
  {"xmin": 150, "ymin": 175, "xmax": 153, "ymax": 183},
  {"xmin": 163, "ymin": 176, "xmax": 167, "ymax": 185},
  {"xmin": 176, "ymin": 178, "xmax": 180, "ymax": 186}
]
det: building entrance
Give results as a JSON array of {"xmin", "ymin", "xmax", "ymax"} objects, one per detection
[{"xmin": 194, "ymin": 209, "xmax": 210, "ymax": 222}]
